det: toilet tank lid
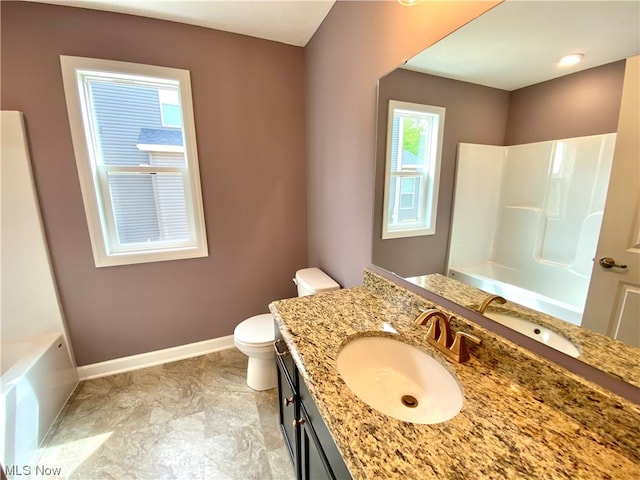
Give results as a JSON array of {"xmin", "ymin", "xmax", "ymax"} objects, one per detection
[{"xmin": 295, "ymin": 268, "xmax": 340, "ymax": 293}]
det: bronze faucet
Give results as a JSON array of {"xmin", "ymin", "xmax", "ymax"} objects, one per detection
[
  {"xmin": 415, "ymin": 309, "xmax": 481, "ymax": 363},
  {"xmin": 477, "ymin": 294, "xmax": 507, "ymax": 314}
]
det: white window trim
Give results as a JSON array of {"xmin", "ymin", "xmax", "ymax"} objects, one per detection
[
  {"xmin": 60, "ymin": 55, "xmax": 208, "ymax": 267},
  {"xmin": 382, "ymin": 100, "xmax": 445, "ymax": 240}
]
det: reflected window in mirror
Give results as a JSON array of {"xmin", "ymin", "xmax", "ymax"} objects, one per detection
[{"xmin": 382, "ymin": 100, "xmax": 445, "ymax": 239}]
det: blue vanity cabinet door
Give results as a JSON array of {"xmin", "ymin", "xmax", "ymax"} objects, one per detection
[
  {"xmin": 298, "ymin": 376, "xmax": 351, "ymax": 480},
  {"xmin": 277, "ymin": 355, "xmax": 298, "ymax": 469},
  {"xmin": 275, "ymin": 325, "xmax": 298, "ymax": 474},
  {"xmin": 299, "ymin": 403, "xmax": 336, "ymax": 480},
  {"xmin": 275, "ymin": 321, "xmax": 352, "ymax": 480}
]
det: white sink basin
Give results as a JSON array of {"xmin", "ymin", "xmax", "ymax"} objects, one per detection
[
  {"xmin": 484, "ymin": 312, "xmax": 580, "ymax": 357},
  {"xmin": 336, "ymin": 336, "xmax": 463, "ymax": 424}
]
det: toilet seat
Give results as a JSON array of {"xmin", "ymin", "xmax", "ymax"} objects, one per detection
[
  {"xmin": 234, "ymin": 313, "xmax": 274, "ymax": 345},
  {"xmin": 234, "ymin": 337, "xmax": 273, "ymax": 352}
]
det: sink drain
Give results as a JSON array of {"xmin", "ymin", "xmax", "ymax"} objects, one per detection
[{"xmin": 401, "ymin": 395, "xmax": 419, "ymax": 408}]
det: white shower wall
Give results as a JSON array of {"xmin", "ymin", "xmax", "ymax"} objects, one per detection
[
  {"xmin": 1, "ymin": 111, "xmax": 79, "ymax": 471},
  {"xmin": 449, "ymin": 133, "xmax": 616, "ymax": 324},
  {"xmin": 1, "ymin": 111, "xmax": 69, "ymax": 342}
]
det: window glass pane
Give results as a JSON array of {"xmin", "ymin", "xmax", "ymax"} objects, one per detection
[
  {"xmin": 400, "ymin": 177, "xmax": 415, "ymax": 193},
  {"xmin": 154, "ymin": 175, "xmax": 190, "ymax": 242},
  {"xmin": 107, "ymin": 172, "xmax": 190, "ymax": 245},
  {"xmin": 161, "ymin": 104, "xmax": 182, "ymax": 127},
  {"xmin": 399, "ymin": 116, "xmax": 432, "ymax": 170},
  {"xmin": 87, "ymin": 80, "xmax": 184, "ymax": 167},
  {"xmin": 400, "ymin": 177, "xmax": 416, "ymax": 210},
  {"xmin": 158, "ymin": 89, "xmax": 179, "ymax": 104},
  {"xmin": 400, "ymin": 194, "xmax": 413, "ymax": 210},
  {"xmin": 159, "ymin": 89, "xmax": 182, "ymax": 127},
  {"xmin": 108, "ymin": 173, "xmax": 160, "ymax": 244},
  {"xmin": 85, "ymin": 74, "xmax": 191, "ymax": 250},
  {"xmin": 150, "ymin": 151, "xmax": 186, "ymax": 168}
]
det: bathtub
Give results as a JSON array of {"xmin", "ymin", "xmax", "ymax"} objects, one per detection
[
  {"xmin": 448, "ymin": 263, "xmax": 584, "ymax": 326},
  {"xmin": 1, "ymin": 333, "xmax": 78, "ymax": 472}
]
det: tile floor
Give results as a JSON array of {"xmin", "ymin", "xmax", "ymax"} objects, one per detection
[{"xmin": 30, "ymin": 348, "xmax": 295, "ymax": 480}]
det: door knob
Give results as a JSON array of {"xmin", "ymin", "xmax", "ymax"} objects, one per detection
[{"xmin": 599, "ymin": 257, "xmax": 628, "ymax": 269}]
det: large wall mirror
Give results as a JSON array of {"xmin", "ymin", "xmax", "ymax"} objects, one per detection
[{"xmin": 373, "ymin": 1, "xmax": 639, "ymax": 390}]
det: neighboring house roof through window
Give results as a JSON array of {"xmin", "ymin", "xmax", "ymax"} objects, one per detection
[{"xmin": 137, "ymin": 127, "xmax": 184, "ymax": 152}]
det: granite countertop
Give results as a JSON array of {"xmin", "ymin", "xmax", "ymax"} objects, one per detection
[
  {"xmin": 269, "ymin": 270, "xmax": 640, "ymax": 480},
  {"xmin": 406, "ymin": 273, "xmax": 640, "ymax": 387}
]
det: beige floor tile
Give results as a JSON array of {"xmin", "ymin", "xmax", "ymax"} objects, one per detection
[{"xmin": 30, "ymin": 349, "xmax": 293, "ymax": 480}]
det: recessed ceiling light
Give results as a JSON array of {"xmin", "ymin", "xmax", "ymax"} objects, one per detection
[
  {"xmin": 398, "ymin": 0, "xmax": 423, "ymax": 6},
  {"xmin": 559, "ymin": 53, "xmax": 584, "ymax": 66}
]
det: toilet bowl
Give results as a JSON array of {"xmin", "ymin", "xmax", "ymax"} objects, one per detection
[
  {"xmin": 234, "ymin": 314, "xmax": 277, "ymax": 391},
  {"xmin": 234, "ymin": 268, "xmax": 340, "ymax": 391}
]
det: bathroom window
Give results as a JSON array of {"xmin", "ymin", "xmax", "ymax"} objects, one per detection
[
  {"xmin": 382, "ymin": 100, "xmax": 445, "ymax": 239},
  {"xmin": 60, "ymin": 56, "xmax": 208, "ymax": 267}
]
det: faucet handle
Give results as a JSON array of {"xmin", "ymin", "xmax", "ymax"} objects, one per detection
[
  {"xmin": 450, "ymin": 331, "xmax": 481, "ymax": 363},
  {"xmin": 456, "ymin": 331, "xmax": 481, "ymax": 345}
]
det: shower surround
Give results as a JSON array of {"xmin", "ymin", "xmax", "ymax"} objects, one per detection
[{"xmin": 448, "ymin": 133, "xmax": 616, "ymax": 325}]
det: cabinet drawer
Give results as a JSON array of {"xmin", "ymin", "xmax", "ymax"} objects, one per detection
[{"xmin": 299, "ymin": 403, "xmax": 335, "ymax": 480}]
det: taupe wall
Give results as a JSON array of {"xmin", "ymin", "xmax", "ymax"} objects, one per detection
[
  {"xmin": 304, "ymin": 1, "xmax": 500, "ymax": 287},
  {"xmin": 371, "ymin": 61, "xmax": 625, "ymax": 277},
  {"xmin": 373, "ymin": 69, "xmax": 509, "ymax": 277},
  {"xmin": 1, "ymin": 2, "xmax": 307, "ymax": 365},
  {"xmin": 506, "ymin": 61, "xmax": 626, "ymax": 144}
]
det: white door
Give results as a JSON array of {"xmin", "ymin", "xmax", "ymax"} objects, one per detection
[{"xmin": 582, "ymin": 56, "xmax": 640, "ymax": 347}]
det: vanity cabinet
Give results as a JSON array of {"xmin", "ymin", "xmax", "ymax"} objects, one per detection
[{"xmin": 274, "ymin": 324, "xmax": 351, "ymax": 480}]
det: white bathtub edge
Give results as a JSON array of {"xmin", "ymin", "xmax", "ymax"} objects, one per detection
[
  {"xmin": 35, "ymin": 377, "xmax": 80, "ymax": 461},
  {"xmin": 77, "ymin": 335, "xmax": 236, "ymax": 380}
]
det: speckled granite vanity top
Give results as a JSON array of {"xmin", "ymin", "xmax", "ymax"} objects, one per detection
[
  {"xmin": 406, "ymin": 273, "xmax": 640, "ymax": 388},
  {"xmin": 269, "ymin": 270, "xmax": 639, "ymax": 479}
]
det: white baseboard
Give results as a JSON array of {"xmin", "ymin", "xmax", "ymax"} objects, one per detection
[{"xmin": 77, "ymin": 335, "xmax": 236, "ymax": 380}]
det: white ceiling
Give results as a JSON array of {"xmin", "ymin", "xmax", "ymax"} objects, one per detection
[
  {"xmin": 26, "ymin": 0, "xmax": 336, "ymax": 47},
  {"xmin": 404, "ymin": 1, "xmax": 640, "ymax": 91}
]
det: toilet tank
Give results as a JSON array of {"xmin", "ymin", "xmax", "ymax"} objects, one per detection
[{"xmin": 294, "ymin": 268, "xmax": 340, "ymax": 297}]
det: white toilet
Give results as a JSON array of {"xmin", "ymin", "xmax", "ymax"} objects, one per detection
[{"xmin": 234, "ymin": 268, "xmax": 340, "ymax": 390}]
